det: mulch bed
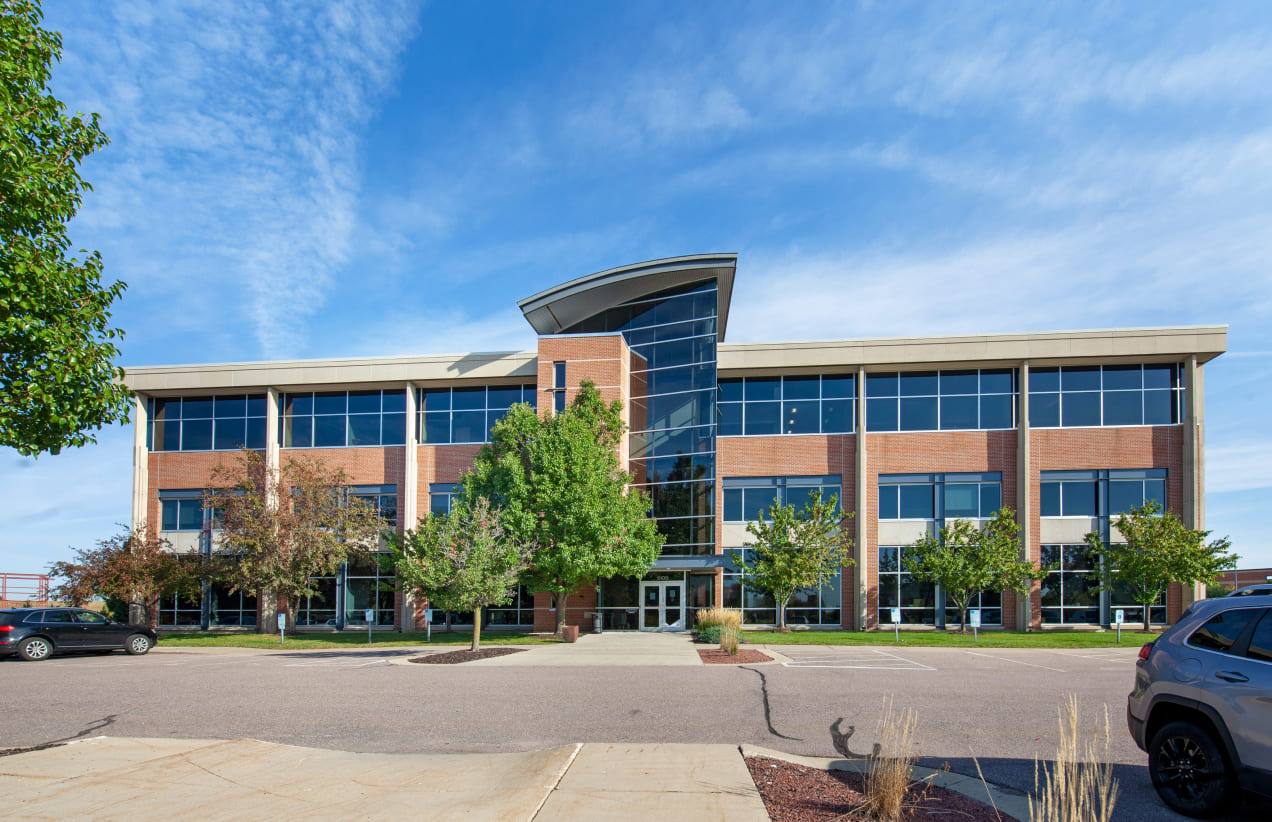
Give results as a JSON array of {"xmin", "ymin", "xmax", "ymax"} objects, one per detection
[
  {"xmin": 745, "ymin": 756, "xmax": 1018, "ymax": 822},
  {"xmin": 409, "ymin": 647, "xmax": 526, "ymax": 664},
  {"xmin": 698, "ymin": 648, "xmax": 773, "ymax": 664}
]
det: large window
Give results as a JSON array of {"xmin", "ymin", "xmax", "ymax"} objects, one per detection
[
  {"xmin": 160, "ymin": 496, "xmax": 205, "ymax": 531},
  {"xmin": 210, "ymin": 581, "xmax": 257, "ymax": 627},
  {"xmin": 1028, "ymin": 364, "xmax": 1184, "ymax": 428},
  {"xmin": 723, "ymin": 476, "xmax": 842, "ymax": 523},
  {"xmin": 717, "ymin": 375, "xmax": 855, "ymax": 436},
  {"xmin": 429, "ymin": 483, "xmax": 459, "ymax": 516},
  {"xmin": 149, "ymin": 395, "xmax": 268, "ymax": 452},
  {"xmin": 1040, "ymin": 545, "xmax": 1100, "ymax": 625},
  {"xmin": 350, "ymin": 485, "xmax": 398, "ymax": 527},
  {"xmin": 418, "ymin": 384, "xmax": 536, "ymax": 445},
  {"xmin": 878, "ymin": 546, "xmax": 936, "ymax": 625},
  {"xmin": 723, "ymin": 550, "xmax": 842, "ymax": 626},
  {"xmin": 282, "ymin": 389, "xmax": 407, "ymax": 448},
  {"xmin": 343, "ymin": 554, "xmax": 395, "ymax": 626},
  {"xmin": 1040, "ymin": 469, "xmax": 1165, "ymax": 518},
  {"xmin": 878, "ymin": 473, "xmax": 1002, "ymax": 521},
  {"xmin": 866, "ymin": 369, "xmax": 1015, "ymax": 432},
  {"xmin": 486, "ymin": 584, "xmax": 535, "ymax": 626}
]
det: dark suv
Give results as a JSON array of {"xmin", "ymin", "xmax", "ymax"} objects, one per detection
[
  {"xmin": 1128, "ymin": 591, "xmax": 1272, "ymax": 817},
  {"xmin": 0, "ymin": 608, "xmax": 157, "ymax": 661}
]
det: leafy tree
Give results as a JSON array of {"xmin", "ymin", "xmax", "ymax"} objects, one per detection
[
  {"xmin": 729, "ymin": 491, "xmax": 853, "ymax": 631},
  {"xmin": 47, "ymin": 524, "xmax": 207, "ymax": 623},
  {"xmin": 460, "ymin": 380, "xmax": 663, "ymax": 636},
  {"xmin": 1, "ymin": 0, "xmax": 130, "ymax": 456},
  {"xmin": 392, "ymin": 497, "xmax": 532, "ymax": 651},
  {"xmin": 1087, "ymin": 500, "xmax": 1236, "ymax": 632},
  {"xmin": 205, "ymin": 449, "xmax": 388, "ymax": 631},
  {"xmin": 905, "ymin": 508, "xmax": 1037, "ymax": 633}
]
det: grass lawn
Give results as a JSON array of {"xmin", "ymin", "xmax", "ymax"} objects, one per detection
[
  {"xmin": 747, "ymin": 628, "xmax": 1157, "ymax": 648},
  {"xmin": 157, "ymin": 630, "xmax": 558, "ymax": 649}
]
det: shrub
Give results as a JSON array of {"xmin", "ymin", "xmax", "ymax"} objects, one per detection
[
  {"xmin": 1029, "ymin": 695, "xmax": 1118, "ymax": 822},
  {"xmin": 695, "ymin": 607, "xmax": 742, "ymax": 632},
  {"xmin": 861, "ymin": 696, "xmax": 922, "ymax": 822},
  {"xmin": 698, "ymin": 624, "xmax": 723, "ymax": 644},
  {"xmin": 720, "ymin": 624, "xmax": 741, "ymax": 655}
]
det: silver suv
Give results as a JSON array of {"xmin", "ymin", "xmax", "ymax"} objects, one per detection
[{"xmin": 1128, "ymin": 589, "xmax": 1272, "ymax": 817}]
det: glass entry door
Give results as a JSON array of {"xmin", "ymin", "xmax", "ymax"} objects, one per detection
[{"xmin": 639, "ymin": 581, "xmax": 685, "ymax": 631}]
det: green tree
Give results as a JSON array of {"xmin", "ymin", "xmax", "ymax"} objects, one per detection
[
  {"xmin": 392, "ymin": 497, "xmax": 532, "ymax": 651},
  {"xmin": 905, "ymin": 508, "xmax": 1037, "ymax": 633},
  {"xmin": 729, "ymin": 491, "xmax": 853, "ymax": 631},
  {"xmin": 205, "ymin": 450, "xmax": 389, "ymax": 632},
  {"xmin": 47, "ymin": 524, "xmax": 208, "ymax": 624},
  {"xmin": 1, "ymin": 0, "xmax": 130, "ymax": 456},
  {"xmin": 1087, "ymin": 500, "xmax": 1236, "ymax": 632},
  {"xmin": 460, "ymin": 380, "xmax": 663, "ymax": 636}
]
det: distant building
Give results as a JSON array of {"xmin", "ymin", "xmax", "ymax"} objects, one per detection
[
  {"xmin": 1215, "ymin": 569, "xmax": 1272, "ymax": 590},
  {"xmin": 124, "ymin": 254, "xmax": 1225, "ymax": 632}
]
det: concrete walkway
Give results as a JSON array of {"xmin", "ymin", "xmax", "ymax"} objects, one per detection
[
  {"xmin": 1, "ymin": 736, "xmax": 768, "ymax": 822},
  {"xmin": 466, "ymin": 630, "xmax": 703, "ymax": 667}
]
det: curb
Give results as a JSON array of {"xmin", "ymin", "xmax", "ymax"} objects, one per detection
[{"xmin": 740, "ymin": 744, "xmax": 1032, "ymax": 822}]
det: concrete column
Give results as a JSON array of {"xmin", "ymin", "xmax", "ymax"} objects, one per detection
[
  {"xmin": 401, "ymin": 382, "xmax": 419, "ymax": 631},
  {"xmin": 131, "ymin": 393, "xmax": 149, "ymax": 532},
  {"xmin": 262, "ymin": 387, "xmax": 282, "ymax": 632},
  {"xmin": 1183, "ymin": 355, "xmax": 1206, "ymax": 605},
  {"xmin": 1017, "ymin": 361, "xmax": 1032, "ymax": 631},
  {"xmin": 266, "ymin": 387, "xmax": 281, "ymax": 477},
  {"xmin": 855, "ymin": 365, "xmax": 869, "ymax": 630}
]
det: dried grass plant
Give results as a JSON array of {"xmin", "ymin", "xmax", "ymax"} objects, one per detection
[
  {"xmin": 1029, "ymin": 694, "xmax": 1118, "ymax": 822},
  {"xmin": 859, "ymin": 696, "xmax": 923, "ymax": 822},
  {"xmin": 720, "ymin": 624, "xmax": 741, "ymax": 655},
  {"xmin": 695, "ymin": 607, "xmax": 742, "ymax": 632}
]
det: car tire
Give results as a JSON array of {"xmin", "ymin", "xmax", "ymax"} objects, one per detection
[
  {"xmin": 17, "ymin": 636, "xmax": 53, "ymax": 661},
  {"xmin": 1149, "ymin": 720, "xmax": 1237, "ymax": 818},
  {"xmin": 125, "ymin": 634, "xmax": 152, "ymax": 656}
]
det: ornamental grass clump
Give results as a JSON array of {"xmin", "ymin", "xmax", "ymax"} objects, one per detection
[
  {"xmin": 720, "ymin": 624, "xmax": 741, "ymax": 655},
  {"xmin": 861, "ymin": 696, "xmax": 923, "ymax": 822},
  {"xmin": 1029, "ymin": 694, "xmax": 1118, "ymax": 822},
  {"xmin": 694, "ymin": 606, "xmax": 742, "ymax": 633}
]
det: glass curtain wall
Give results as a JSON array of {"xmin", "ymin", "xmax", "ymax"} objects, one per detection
[{"xmin": 564, "ymin": 280, "xmax": 719, "ymax": 556}]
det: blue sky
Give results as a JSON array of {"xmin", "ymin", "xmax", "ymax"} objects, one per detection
[{"xmin": 3, "ymin": 1, "xmax": 1271, "ymax": 574}]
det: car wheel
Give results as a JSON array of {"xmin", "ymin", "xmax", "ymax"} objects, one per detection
[
  {"xmin": 125, "ymin": 634, "xmax": 152, "ymax": 655},
  {"xmin": 17, "ymin": 636, "xmax": 53, "ymax": 661},
  {"xmin": 1149, "ymin": 720, "xmax": 1237, "ymax": 818}
]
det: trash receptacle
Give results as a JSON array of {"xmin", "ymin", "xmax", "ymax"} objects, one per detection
[{"xmin": 592, "ymin": 611, "xmax": 603, "ymax": 634}]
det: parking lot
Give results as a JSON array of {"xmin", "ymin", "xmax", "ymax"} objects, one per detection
[{"xmin": 1, "ymin": 643, "xmax": 1265, "ymax": 822}]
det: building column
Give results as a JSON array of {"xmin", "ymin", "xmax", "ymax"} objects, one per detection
[
  {"xmin": 1017, "ymin": 361, "xmax": 1033, "ymax": 631},
  {"xmin": 855, "ymin": 365, "xmax": 869, "ymax": 630},
  {"xmin": 1183, "ymin": 355, "xmax": 1205, "ymax": 605},
  {"xmin": 261, "ymin": 388, "xmax": 282, "ymax": 633},
  {"xmin": 131, "ymin": 393, "xmax": 149, "ymax": 533},
  {"xmin": 401, "ymin": 381, "xmax": 420, "ymax": 631}
]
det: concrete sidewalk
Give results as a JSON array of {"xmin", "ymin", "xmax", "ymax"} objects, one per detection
[
  {"xmin": 1, "ymin": 736, "xmax": 768, "ymax": 821},
  {"xmin": 465, "ymin": 630, "xmax": 704, "ymax": 667}
]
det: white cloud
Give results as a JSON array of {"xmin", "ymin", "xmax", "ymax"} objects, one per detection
[{"xmin": 1206, "ymin": 443, "xmax": 1272, "ymax": 495}]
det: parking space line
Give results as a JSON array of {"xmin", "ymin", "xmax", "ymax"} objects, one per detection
[
  {"xmin": 964, "ymin": 651, "xmax": 1066, "ymax": 672},
  {"xmin": 779, "ymin": 647, "xmax": 935, "ymax": 671}
]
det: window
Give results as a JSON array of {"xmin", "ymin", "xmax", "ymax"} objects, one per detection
[
  {"xmin": 1028, "ymin": 364, "xmax": 1184, "ymax": 428},
  {"xmin": 1244, "ymin": 611, "xmax": 1272, "ymax": 663},
  {"xmin": 1188, "ymin": 608, "xmax": 1262, "ymax": 654},
  {"xmin": 209, "ymin": 581, "xmax": 257, "ymax": 627},
  {"xmin": 878, "ymin": 473, "xmax": 1001, "ymax": 521},
  {"xmin": 878, "ymin": 546, "xmax": 936, "ymax": 625},
  {"xmin": 1108, "ymin": 567, "xmax": 1167, "ymax": 626},
  {"xmin": 350, "ymin": 485, "xmax": 397, "ymax": 527},
  {"xmin": 344, "ymin": 554, "xmax": 395, "ymax": 627},
  {"xmin": 1040, "ymin": 545, "xmax": 1100, "ymax": 625},
  {"xmin": 283, "ymin": 389, "xmax": 407, "ymax": 448},
  {"xmin": 429, "ymin": 483, "xmax": 459, "ymax": 516},
  {"xmin": 418, "ymin": 384, "xmax": 536, "ymax": 444},
  {"xmin": 724, "ymin": 549, "xmax": 842, "ymax": 626},
  {"xmin": 717, "ymin": 375, "xmax": 855, "ymax": 436},
  {"xmin": 149, "ymin": 394, "xmax": 268, "ymax": 452},
  {"xmin": 1040, "ymin": 481, "xmax": 1098, "ymax": 517},
  {"xmin": 1040, "ymin": 469, "xmax": 1166, "ymax": 518},
  {"xmin": 161, "ymin": 497, "xmax": 206, "ymax": 531},
  {"xmin": 723, "ymin": 476, "xmax": 842, "ymax": 523},
  {"xmin": 486, "ymin": 584, "xmax": 535, "ymax": 626},
  {"xmin": 158, "ymin": 590, "xmax": 202, "ymax": 627},
  {"xmin": 866, "ymin": 369, "xmax": 1015, "ymax": 432},
  {"xmin": 295, "ymin": 575, "xmax": 338, "ymax": 626}
]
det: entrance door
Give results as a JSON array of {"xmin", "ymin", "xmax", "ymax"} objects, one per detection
[{"xmin": 639, "ymin": 581, "xmax": 685, "ymax": 631}]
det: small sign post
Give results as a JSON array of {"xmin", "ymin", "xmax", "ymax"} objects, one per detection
[
  {"xmin": 424, "ymin": 609, "xmax": 433, "ymax": 642},
  {"xmin": 277, "ymin": 612, "xmax": 287, "ymax": 645},
  {"xmin": 890, "ymin": 607, "xmax": 901, "ymax": 642},
  {"xmin": 970, "ymin": 609, "xmax": 981, "ymax": 643},
  {"xmin": 1115, "ymin": 609, "xmax": 1124, "ymax": 643},
  {"xmin": 366, "ymin": 608, "xmax": 375, "ymax": 645}
]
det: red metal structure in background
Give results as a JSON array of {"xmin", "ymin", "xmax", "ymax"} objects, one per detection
[{"xmin": 0, "ymin": 573, "xmax": 52, "ymax": 605}]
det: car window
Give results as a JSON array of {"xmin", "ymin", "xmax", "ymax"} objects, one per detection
[
  {"xmin": 1244, "ymin": 610, "xmax": 1272, "ymax": 663},
  {"xmin": 1188, "ymin": 608, "xmax": 1262, "ymax": 654},
  {"xmin": 41, "ymin": 610, "xmax": 75, "ymax": 624},
  {"xmin": 22, "ymin": 611, "xmax": 46, "ymax": 623},
  {"xmin": 74, "ymin": 611, "xmax": 108, "ymax": 625}
]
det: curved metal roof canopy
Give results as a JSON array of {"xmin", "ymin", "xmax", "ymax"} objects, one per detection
[{"xmin": 517, "ymin": 254, "xmax": 737, "ymax": 341}]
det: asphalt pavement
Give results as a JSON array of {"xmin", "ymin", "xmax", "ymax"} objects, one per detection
[{"xmin": 1, "ymin": 637, "xmax": 1268, "ymax": 822}]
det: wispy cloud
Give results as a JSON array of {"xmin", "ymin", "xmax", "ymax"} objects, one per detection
[
  {"xmin": 54, "ymin": 0, "xmax": 421, "ymax": 360},
  {"xmin": 1207, "ymin": 442, "xmax": 1272, "ymax": 494}
]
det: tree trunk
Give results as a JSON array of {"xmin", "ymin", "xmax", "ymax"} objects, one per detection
[
  {"xmin": 445, "ymin": 611, "xmax": 453, "ymax": 633},
  {"xmin": 777, "ymin": 596, "xmax": 788, "ymax": 631},
  {"xmin": 554, "ymin": 593, "xmax": 567, "ymax": 637},
  {"xmin": 1141, "ymin": 599, "xmax": 1153, "ymax": 633},
  {"xmin": 471, "ymin": 607, "xmax": 481, "ymax": 652},
  {"xmin": 959, "ymin": 604, "xmax": 969, "ymax": 634}
]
